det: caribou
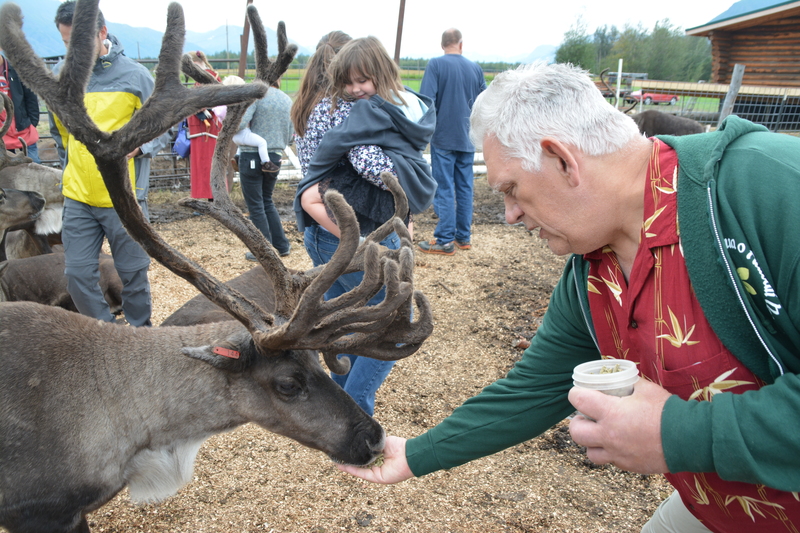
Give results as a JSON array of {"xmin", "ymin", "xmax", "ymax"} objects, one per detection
[
  {"xmin": 0, "ymin": 251, "xmax": 123, "ymax": 313},
  {"xmin": 0, "ymin": 185, "xmax": 45, "ymax": 243},
  {"xmin": 0, "ymin": 2, "xmax": 432, "ymax": 533},
  {"xmin": 0, "ymin": 91, "xmax": 65, "ymax": 259}
]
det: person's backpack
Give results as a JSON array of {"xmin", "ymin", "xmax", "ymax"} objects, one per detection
[{"xmin": 172, "ymin": 120, "xmax": 191, "ymax": 159}]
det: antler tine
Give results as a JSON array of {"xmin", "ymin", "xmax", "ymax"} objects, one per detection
[
  {"xmin": 266, "ymin": 21, "xmax": 299, "ymax": 86},
  {"xmin": 331, "ymin": 172, "xmax": 411, "ymax": 276},
  {"xmin": 0, "ymin": 92, "xmax": 31, "ymax": 169},
  {"xmin": 0, "ymin": 5, "xmax": 61, "ymax": 115},
  {"xmin": 117, "ymin": 3, "xmax": 267, "ymax": 154},
  {"xmin": 317, "ymin": 242, "xmax": 433, "ymax": 360},
  {"xmin": 180, "ymin": 54, "xmax": 219, "ymax": 85},
  {"xmin": 256, "ymin": 191, "xmax": 403, "ymax": 349},
  {"xmin": 322, "ymin": 290, "xmax": 433, "ymax": 361},
  {"xmin": 363, "ymin": 172, "xmax": 409, "ymax": 245},
  {"xmin": 181, "ymin": 7, "xmax": 302, "ymax": 322},
  {"xmin": 320, "ymin": 246, "xmax": 434, "ymax": 361}
]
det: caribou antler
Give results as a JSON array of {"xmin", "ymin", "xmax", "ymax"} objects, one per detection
[
  {"xmin": 0, "ymin": 92, "xmax": 32, "ymax": 170},
  {"xmin": 0, "ymin": 0, "xmax": 432, "ymax": 367},
  {"xmin": 600, "ymin": 68, "xmax": 637, "ymax": 114}
]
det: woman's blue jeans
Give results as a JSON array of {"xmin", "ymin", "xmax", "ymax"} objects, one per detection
[{"xmin": 304, "ymin": 224, "xmax": 401, "ymax": 416}]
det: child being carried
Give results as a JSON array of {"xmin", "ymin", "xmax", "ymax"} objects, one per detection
[{"xmin": 223, "ymin": 75, "xmax": 280, "ymax": 173}]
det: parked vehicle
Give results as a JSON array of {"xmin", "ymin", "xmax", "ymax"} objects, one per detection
[{"xmin": 626, "ymin": 90, "xmax": 679, "ymax": 105}]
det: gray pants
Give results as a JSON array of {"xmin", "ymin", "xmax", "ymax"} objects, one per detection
[
  {"xmin": 641, "ymin": 491, "xmax": 712, "ymax": 533},
  {"xmin": 62, "ymin": 197, "xmax": 152, "ymax": 327}
]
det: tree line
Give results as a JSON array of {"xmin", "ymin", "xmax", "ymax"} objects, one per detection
[
  {"xmin": 203, "ymin": 51, "xmax": 520, "ymax": 75},
  {"xmin": 555, "ymin": 18, "xmax": 712, "ymax": 82}
]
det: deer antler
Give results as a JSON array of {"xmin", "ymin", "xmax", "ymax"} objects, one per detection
[
  {"xmin": 0, "ymin": 92, "xmax": 32, "ymax": 170},
  {"xmin": 0, "ymin": 0, "xmax": 432, "ymax": 368}
]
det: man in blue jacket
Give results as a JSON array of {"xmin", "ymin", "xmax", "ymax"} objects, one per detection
[{"xmin": 417, "ymin": 28, "xmax": 485, "ymax": 256}]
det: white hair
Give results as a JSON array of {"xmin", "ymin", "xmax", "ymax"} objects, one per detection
[{"xmin": 470, "ymin": 62, "xmax": 641, "ymax": 171}]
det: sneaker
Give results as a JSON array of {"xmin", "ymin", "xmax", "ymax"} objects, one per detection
[
  {"xmin": 417, "ymin": 239, "xmax": 455, "ymax": 255},
  {"xmin": 245, "ymin": 252, "xmax": 257, "ymax": 262},
  {"xmin": 279, "ymin": 244, "xmax": 292, "ymax": 257},
  {"xmin": 261, "ymin": 160, "xmax": 280, "ymax": 173},
  {"xmin": 231, "ymin": 155, "xmax": 239, "ymax": 172},
  {"xmin": 455, "ymin": 241, "xmax": 471, "ymax": 250}
]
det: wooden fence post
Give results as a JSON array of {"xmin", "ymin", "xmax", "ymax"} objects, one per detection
[{"xmin": 718, "ymin": 64, "xmax": 746, "ymax": 126}]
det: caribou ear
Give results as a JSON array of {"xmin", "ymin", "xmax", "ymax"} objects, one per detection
[{"xmin": 182, "ymin": 332, "xmax": 256, "ymax": 372}]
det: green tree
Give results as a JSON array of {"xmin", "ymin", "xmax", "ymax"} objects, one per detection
[
  {"xmin": 607, "ymin": 24, "xmax": 649, "ymax": 74},
  {"xmin": 555, "ymin": 18, "xmax": 594, "ymax": 70},
  {"xmin": 593, "ymin": 25, "xmax": 620, "ymax": 73}
]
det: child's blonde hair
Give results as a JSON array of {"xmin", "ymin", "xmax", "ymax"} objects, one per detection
[
  {"xmin": 328, "ymin": 36, "xmax": 406, "ymax": 111},
  {"xmin": 222, "ymin": 75, "xmax": 245, "ymax": 86}
]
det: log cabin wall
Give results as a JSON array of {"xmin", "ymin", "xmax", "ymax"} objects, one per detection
[{"xmin": 690, "ymin": 4, "xmax": 800, "ymax": 88}]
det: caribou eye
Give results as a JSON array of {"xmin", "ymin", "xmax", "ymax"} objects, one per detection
[{"xmin": 274, "ymin": 378, "xmax": 302, "ymax": 397}]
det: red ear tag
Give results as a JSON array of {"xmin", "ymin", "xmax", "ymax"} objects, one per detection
[{"xmin": 213, "ymin": 346, "xmax": 240, "ymax": 359}]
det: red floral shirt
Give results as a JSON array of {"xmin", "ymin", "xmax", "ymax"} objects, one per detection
[{"xmin": 585, "ymin": 139, "xmax": 799, "ymax": 533}]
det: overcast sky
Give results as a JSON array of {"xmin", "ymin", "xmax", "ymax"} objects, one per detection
[{"xmin": 99, "ymin": 0, "xmax": 737, "ymax": 59}]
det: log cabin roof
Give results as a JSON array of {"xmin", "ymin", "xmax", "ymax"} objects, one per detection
[{"xmin": 687, "ymin": 0, "xmax": 800, "ymax": 36}]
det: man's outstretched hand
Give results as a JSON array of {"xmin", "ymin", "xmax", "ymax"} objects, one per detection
[{"xmin": 337, "ymin": 436, "xmax": 415, "ymax": 484}]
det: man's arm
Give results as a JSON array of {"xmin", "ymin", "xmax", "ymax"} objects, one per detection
[
  {"xmin": 419, "ymin": 61, "xmax": 438, "ymax": 105},
  {"xmin": 22, "ymin": 82, "xmax": 40, "ymax": 127}
]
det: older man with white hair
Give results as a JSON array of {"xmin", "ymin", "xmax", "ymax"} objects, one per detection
[{"xmin": 340, "ymin": 62, "xmax": 800, "ymax": 533}]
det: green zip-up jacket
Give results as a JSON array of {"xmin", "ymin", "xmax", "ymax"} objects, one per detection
[{"xmin": 406, "ymin": 116, "xmax": 800, "ymax": 492}]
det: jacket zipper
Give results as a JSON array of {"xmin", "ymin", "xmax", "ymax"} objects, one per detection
[
  {"xmin": 572, "ymin": 256, "xmax": 600, "ymax": 353},
  {"xmin": 706, "ymin": 186, "xmax": 784, "ymax": 376}
]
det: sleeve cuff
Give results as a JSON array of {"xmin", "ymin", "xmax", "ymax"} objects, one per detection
[{"xmin": 661, "ymin": 394, "xmax": 715, "ymax": 474}]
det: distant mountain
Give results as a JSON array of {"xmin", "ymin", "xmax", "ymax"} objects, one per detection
[
  {"xmin": 0, "ymin": 0, "xmax": 312, "ymax": 59},
  {"xmin": 520, "ymin": 45, "xmax": 557, "ymax": 64},
  {"xmin": 466, "ymin": 44, "xmax": 556, "ymax": 65}
]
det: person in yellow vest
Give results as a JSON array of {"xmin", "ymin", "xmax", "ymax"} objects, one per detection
[{"xmin": 50, "ymin": 0, "xmax": 157, "ymax": 326}]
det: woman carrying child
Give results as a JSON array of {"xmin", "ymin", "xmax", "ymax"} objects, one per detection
[
  {"xmin": 237, "ymin": 78, "xmax": 294, "ymax": 259},
  {"xmin": 293, "ymin": 34, "xmax": 436, "ymax": 416}
]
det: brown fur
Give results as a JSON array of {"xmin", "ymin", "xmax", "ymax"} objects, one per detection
[
  {"xmin": 0, "ymin": 2, "xmax": 431, "ymax": 533},
  {"xmin": 632, "ymin": 110, "xmax": 705, "ymax": 137},
  {"xmin": 0, "ymin": 252, "xmax": 122, "ymax": 313}
]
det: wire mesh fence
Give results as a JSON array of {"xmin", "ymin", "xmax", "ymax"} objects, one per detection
[
  {"xmin": 34, "ymin": 59, "xmax": 800, "ymax": 193},
  {"xmin": 601, "ymin": 79, "xmax": 800, "ymax": 133}
]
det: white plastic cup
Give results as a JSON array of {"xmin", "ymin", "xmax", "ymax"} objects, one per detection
[{"xmin": 572, "ymin": 359, "xmax": 640, "ymax": 398}]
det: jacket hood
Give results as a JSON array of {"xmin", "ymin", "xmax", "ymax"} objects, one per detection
[
  {"xmin": 95, "ymin": 33, "xmax": 125, "ymax": 69},
  {"xmin": 360, "ymin": 89, "xmax": 436, "ymax": 152},
  {"xmin": 658, "ymin": 115, "xmax": 769, "ymax": 188}
]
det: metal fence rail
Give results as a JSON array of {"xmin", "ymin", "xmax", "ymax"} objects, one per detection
[
  {"xmin": 34, "ymin": 56, "xmax": 799, "ymax": 192},
  {"xmin": 606, "ymin": 79, "xmax": 800, "ymax": 133}
]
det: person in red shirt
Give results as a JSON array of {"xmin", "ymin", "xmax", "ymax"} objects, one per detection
[
  {"xmin": 186, "ymin": 50, "xmax": 222, "ymax": 200},
  {"xmin": 0, "ymin": 51, "xmax": 40, "ymax": 162}
]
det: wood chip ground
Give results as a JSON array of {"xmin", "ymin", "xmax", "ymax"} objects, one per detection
[{"xmin": 86, "ymin": 177, "xmax": 670, "ymax": 533}]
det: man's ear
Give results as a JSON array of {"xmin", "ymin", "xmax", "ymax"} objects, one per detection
[{"xmin": 541, "ymin": 138, "xmax": 580, "ymax": 187}]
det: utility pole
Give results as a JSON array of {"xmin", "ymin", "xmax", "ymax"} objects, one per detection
[
  {"xmin": 393, "ymin": 0, "xmax": 406, "ymax": 64},
  {"xmin": 238, "ymin": 0, "xmax": 254, "ymax": 78}
]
